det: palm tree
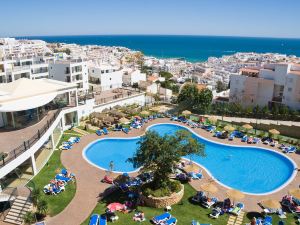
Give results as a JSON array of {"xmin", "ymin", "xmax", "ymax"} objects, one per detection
[
  {"xmin": 23, "ymin": 211, "xmax": 36, "ymax": 225},
  {"xmin": 31, "ymin": 188, "xmax": 41, "ymax": 207},
  {"xmin": 37, "ymin": 200, "xmax": 48, "ymax": 216}
]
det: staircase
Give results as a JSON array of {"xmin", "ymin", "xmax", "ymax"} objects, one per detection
[{"xmin": 4, "ymin": 196, "xmax": 33, "ymax": 225}]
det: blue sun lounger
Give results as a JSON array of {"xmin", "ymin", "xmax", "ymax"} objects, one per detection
[
  {"xmin": 89, "ymin": 214, "xmax": 99, "ymax": 225},
  {"xmin": 55, "ymin": 174, "xmax": 71, "ymax": 182},
  {"xmin": 103, "ymin": 127, "xmax": 109, "ymax": 135},
  {"xmin": 96, "ymin": 130, "xmax": 102, "ymax": 136},
  {"xmin": 152, "ymin": 212, "xmax": 171, "ymax": 224},
  {"xmin": 241, "ymin": 135, "xmax": 248, "ymax": 142},
  {"xmin": 122, "ymin": 127, "xmax": 129, "ymax": 134},
  {"xmin": 264, "ymin": 215, "xmax": 272, "ymax": 225},
  {"xmin": 164, "ymin": 217, "xmax": 177, "ymax": 225},
  {"xmin": 99, "ymin": 215, "xmax": 107, "ymax": 225},
  {"xmin": 283, "ymin": 146, "xmax": 297, "ymax": 153}
]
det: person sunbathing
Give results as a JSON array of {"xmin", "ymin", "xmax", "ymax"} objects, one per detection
[{"xmin": 133, "ymin": 211, "xmax": 145, "ymax": 222}]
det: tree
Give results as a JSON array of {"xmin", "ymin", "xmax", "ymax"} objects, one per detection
[
  {"xmin": 37, "ymin": 200, "xmax": 48, "ymax": 216},
  {"xmin": 127, "ymin": 130, "xmax": 205, "ymax": 190},
  {"xmin": 23, "ymin": 211, "xmax": 36, "ymax": 225},
  {"xmin": 177, "ymin": 83, "xmax": 200, "ymax": 111},
  {"xmin": 31, "ymin": 188, "xmax": 41, "ymax": 207},
  {"xmin": 159, "ymin": 71, "xmax": 173, "ymax": 80},
  {"xmin": 177, "ymin": 83, "xmax": 213, "ymax": 113},
  {"xmin": 196, "ymin": 89, "xmax": 213, "ymax": 113},
  {"xmin": 216, "ymin": 80, "xmax": 227, "ymax": 93}
]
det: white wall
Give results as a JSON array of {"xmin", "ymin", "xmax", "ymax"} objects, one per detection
[{"xmin": 49, "ymin": 63, "xmax": 68, "ymax": 82}]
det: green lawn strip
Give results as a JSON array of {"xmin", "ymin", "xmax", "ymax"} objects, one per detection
[
  {"xmin": 77, "ymin": 125, "xmax": 96, "ymax": 134},
  {"xmin": 81, "ymin": 183, "xmax": 229, "ymax": 225},
  {"xmin": 64, "ymin": 129, "xmax": 83, "ymax": 136},
  {"xmin": 27, "ymin": 133, "xmax": 79, "ymax": 216}
]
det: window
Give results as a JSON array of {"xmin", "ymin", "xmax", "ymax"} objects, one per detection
[{"xmin": 288, "ymin": 87, "xmax": 292, "ymax": 92}]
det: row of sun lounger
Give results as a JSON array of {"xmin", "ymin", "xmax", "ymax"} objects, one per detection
[
  {"xmin": 59, "ymin": 136, "xmax": 80, "ymax": 150},
  {"xmin": 43, "ymin": 169, "xmax": 74, "ymax": 195}
]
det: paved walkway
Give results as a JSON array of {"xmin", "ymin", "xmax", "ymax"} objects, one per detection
[
  {"xmin": 47, "ymin": 118, "xmax": 300, "ymax": 225},
  {"xmin": 0, "ymin": 110, "xmax": 57, "ymax": 153}
]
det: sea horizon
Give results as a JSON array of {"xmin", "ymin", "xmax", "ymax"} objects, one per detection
[{"xmin": 16, "ymin": 34, "xmax": 300, "ymax": 62}]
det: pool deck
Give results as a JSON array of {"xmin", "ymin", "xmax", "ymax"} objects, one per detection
[{"xmin": 47, "ymin": 118, "xmax": 300, "ymax": 225}]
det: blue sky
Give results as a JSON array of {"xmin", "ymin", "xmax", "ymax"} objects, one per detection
[{"xmin": 1, "ymin": 0, "xmax": 300, "ymax": 38}]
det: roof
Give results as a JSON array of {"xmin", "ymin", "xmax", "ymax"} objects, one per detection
[
  {"xmin": 240, "ymin": 68, "xmax": 260, "ymax": 73},
  {"xmin": 147, "ymin": 76, "xmax": 158, "ymax": 82},
  {"xmin": 196, "ymin": 84, "xmax": 207, "ymax": 90},
  {"xmin": 0, "ymin": 78, "xmax": 77, "ymax": 112}
]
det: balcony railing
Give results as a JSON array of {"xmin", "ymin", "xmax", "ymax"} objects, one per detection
[{"xmin": 0, "ymin": 109, "xmax": 62, "ymax": 168}]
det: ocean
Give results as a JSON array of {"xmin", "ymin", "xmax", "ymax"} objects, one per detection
[{"xmin": 17, "ymin": 35, "xmax": 300, "ymax": 62}]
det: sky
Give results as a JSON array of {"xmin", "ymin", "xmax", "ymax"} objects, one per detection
[{"xmin": 1, "ymin": 0, "xmax": 300, "ymax": 38}]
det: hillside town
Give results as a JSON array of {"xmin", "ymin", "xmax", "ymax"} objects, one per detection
[{"xmin": 1, "ymin": 37, "xmax": 300, "ymax": 110}]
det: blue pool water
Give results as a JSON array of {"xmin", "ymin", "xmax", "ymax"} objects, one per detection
[{"xmin": 84, "ymin": 124, "xmax": 296, "ymax": 194}]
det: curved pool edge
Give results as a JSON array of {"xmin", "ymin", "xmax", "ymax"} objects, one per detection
[{"xmin": 82, "ymin": 122, "xmax": 298, "ymax": 196}]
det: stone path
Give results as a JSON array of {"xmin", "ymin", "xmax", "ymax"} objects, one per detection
[{"xmin": 47, "ymin": 118, "xmax": 300, "ymax": 225}]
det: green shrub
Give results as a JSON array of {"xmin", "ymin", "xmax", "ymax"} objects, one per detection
[{"xmin": 142, "ymin": 180, "xmax": 181, "ymax": 197}]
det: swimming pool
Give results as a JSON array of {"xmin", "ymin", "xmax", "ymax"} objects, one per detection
[{"xmin": 83, "ymin": 123, "xmax": 296, "ymax": 194}]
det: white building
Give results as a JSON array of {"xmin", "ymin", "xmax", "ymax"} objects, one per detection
[
  {"xmin": 49, "ymin": 59, "xmax": 89, "ymax": 93},
  {"xmin": 89, "ymin": 65, "xmax": 123, "ymax": 91},
  {"xmin": 122, "ymin": 68, "xmax": 146, "ymax": 86},
  {"xmin": 229, "ymin": 63, "xmax": 300, "ymax": 110}
]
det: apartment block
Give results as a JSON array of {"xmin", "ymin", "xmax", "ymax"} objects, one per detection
[{"xmin": 229, "ymin": 63, "xmax": 300, "ymax": 110}]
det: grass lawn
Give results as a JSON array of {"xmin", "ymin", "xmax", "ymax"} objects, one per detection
[
  {"xmin": 81, "ymin": 183, "xmax": 229, "ymax": 225},
  {"xmin": 81, "ymin": 182, "xmax": 299, "ymax": 225},
  {"xmin": 27, "ymin": 133, "xmax": 79, "ymax": 216}
]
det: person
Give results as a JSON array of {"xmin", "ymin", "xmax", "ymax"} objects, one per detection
[
  {"xmin": 250, "ymin": 217, "xmax": 257, "ymax": 225},
  {"xmin": 109, "ymin": 161, "xmax": 114, "ymax": 173}
]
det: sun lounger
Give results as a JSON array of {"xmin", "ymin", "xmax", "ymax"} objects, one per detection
[
  {"xmin": 59, "ymin": 144, "xmax": 72, "ymax": 150},
  {"xmin": 192, "ymin": 191, "xmax": 205, "ymax": 203},
  {"xmin": 201, "ymin": 197, "xmax": 218, "ymax": 208},
  {"xmin": 69, "ymin": 137, "xmax": 80, "ymax": 143},
  {"xmin": 99, "ymin": 214, "xmax": 107, "ymax": 225},
  {"xmin": 102, "ymin": 127, "xmax": 109, "ymax": 135},
  {"xmin": 162, "ymin": 217, "xmax": 177, "ymax": 225},
  {"xmin": 247, "ymin": 137, "xmax": 253, "ymax": 144},
  {"xmin": 187, "ymin": 171, "xmax": 203, "ymax": 179},
  {"xmin": 241, "ymin": 135, "xmax": 248, "ymax": 142},
  {"xmin": 263, "ymin": 215, "xmax": 272, "ymax": 225},
  {"xmin": 222, "ymin": 198, "xmax": 232, "ymax": 212},
  {"xmin": 122, "ymin": 127, "xmax": 129, "ymax": 134},
  {"xmin": 152, "ymin": 212, "xmax": 171, "ymax": 224},
  {"xmin": 209, "ymin": 207, "xmax": 222, "ymax": 219},
  {"xmin": 89, "ymin": 214, "xmax": 100, "ymax": 225},
  {"xmin": 283, "ymin": 146, "xmax": 297, "ymax": 153},
  {"xmin": 228, "ymin": 133, "xmax": 235, "ymax": 141},
  {"xmin": 213, "ymin": 131, "xmax": 222, "ymax": 137},
  {"xmin": 253, "ymin": 137, "xmax": 261, "ymax": 144},
  {"xmin": 230, "ymin": 202, "xmax": 244, "ymax": 216},
  {"xmin": 96, "ymin": 129, "xmax": 102, "ymax": 136},
  {"xmin": 55, "ymin": 174, "xmax": 71, "ymax": 182}
]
